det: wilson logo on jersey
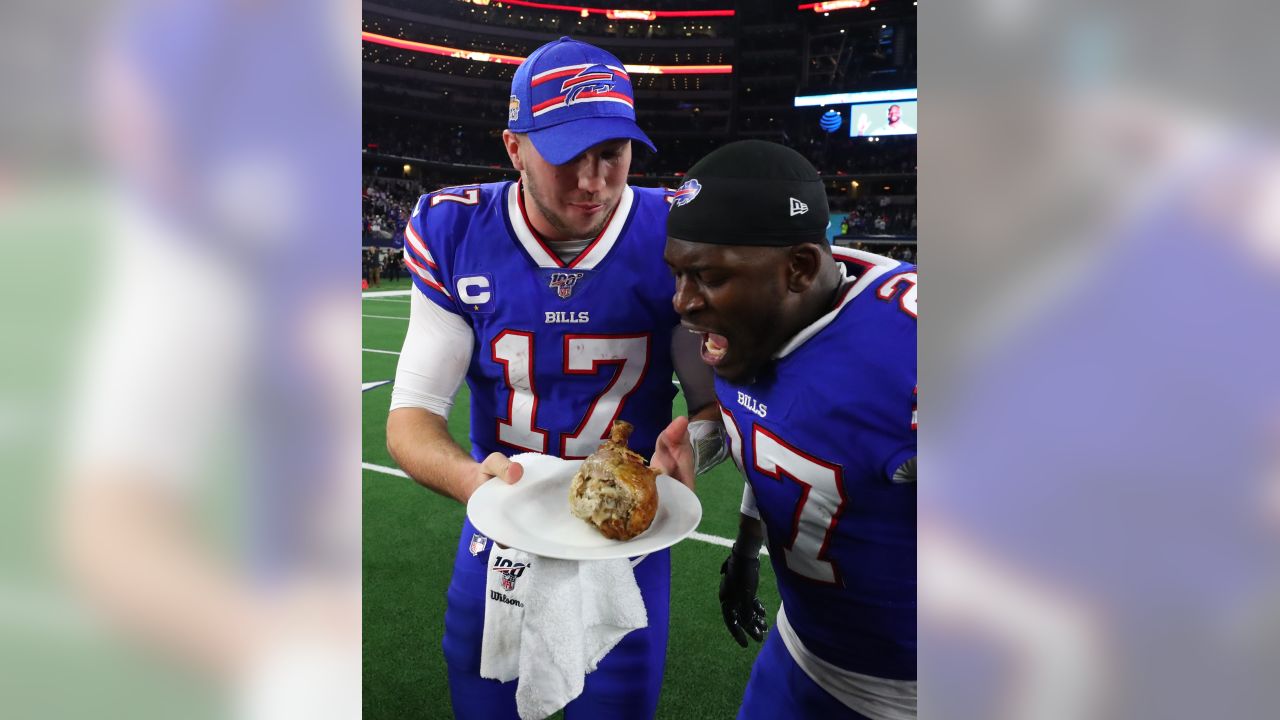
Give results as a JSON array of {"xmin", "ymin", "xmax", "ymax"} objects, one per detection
[
  {"xmin": 549, "ymin": 271, "xmax": 584, "ymax": 299},
  {"xmin": 672, "ymin": 179, "xmax": 702, "ymax": 207}
]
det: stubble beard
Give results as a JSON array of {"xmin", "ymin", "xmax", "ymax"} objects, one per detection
[{"xmin": 524, "ymin": 173, "xmax": 613, "ymax": 241}]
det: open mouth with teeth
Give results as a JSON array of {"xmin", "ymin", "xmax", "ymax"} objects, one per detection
[{"xmin": 698, "ymin": 331, "xmax": 729, "ymax": 366}]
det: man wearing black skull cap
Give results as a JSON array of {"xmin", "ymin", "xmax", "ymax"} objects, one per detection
[{"xmin": 664, "ymin": 140, "xmax": 918, "ymax": 719}]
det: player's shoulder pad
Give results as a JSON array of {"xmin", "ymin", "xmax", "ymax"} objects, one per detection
[
  {"xmin": 623, "ymin": 185, "xmax": 678, "ymax": 252},
  {"xmin": 421, "ymin": 183, "xmax": 487, "ymax": 215},
  {"xmin": 868, "ymin": 260, "xmax": 917, "ymax": 322},
  {"xmin": 831, "ymin": 246, "xmax": 911, "ymax": 281},
  {"xmin": 410, "ymin": 182, "xmax": 504, "ymax": 248},
  {"xmin": 829, "ymin": 246, "xmax": 918, "ymax": 321}
]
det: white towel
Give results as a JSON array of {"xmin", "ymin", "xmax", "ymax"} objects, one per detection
[
  {"xmin": 478, "ymin": 454, "xmax": 648, "ymax": 720},
  {"xmin": 479, "ymin": 544, "xmax": 534, "ymax": 682}
]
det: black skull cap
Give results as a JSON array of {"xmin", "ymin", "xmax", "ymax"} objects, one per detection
[{"xmin": 667, "ymin": 140, "xmax": 830, "ymax": 246}]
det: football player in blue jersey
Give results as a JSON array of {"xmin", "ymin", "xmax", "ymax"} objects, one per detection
[
  {"xmin": 384, "ymin": 37, "xmax": 723, "ymax": 720},
  {"xmin": 664, "ymin": 140, "xmax": 918, "ymax": 720}
]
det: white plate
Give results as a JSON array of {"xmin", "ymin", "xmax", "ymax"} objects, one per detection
[{"xmin": 466, "ymin": 456, "xmax": 702, "ymax": 560}]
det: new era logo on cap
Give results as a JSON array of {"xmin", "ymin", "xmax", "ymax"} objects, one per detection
[{"xmin": 790, "ymin": 197, "xmax": 809, "ymax": 216}]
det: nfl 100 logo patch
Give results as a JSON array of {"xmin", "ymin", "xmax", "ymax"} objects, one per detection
[
  {"xmin": 491, "ymin": 557, "xmax": 532, "ymax": 591},
  {"xmin": 549, "ymin": 271, "xmax": 584, "ymax": 299}
]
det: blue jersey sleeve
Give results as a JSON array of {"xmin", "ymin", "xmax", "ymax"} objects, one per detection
[
  {"xmin": 402, "ymin": 194, "xmax": 456, "ymax": 312},
  {"xmin": 861, "ymin": 266, "xmax": 918, "ymax": 482}
]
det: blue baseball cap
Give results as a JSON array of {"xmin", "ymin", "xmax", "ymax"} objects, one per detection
[{"xmin": 508, "ymin": 37, "xmax": 656, "ymax": 166}]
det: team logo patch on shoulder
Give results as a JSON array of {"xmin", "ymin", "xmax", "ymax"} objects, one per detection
[
  {"xmin": 672, "ymin": 178, "xmax": 702, "ymax": 207},
  {"xmin": 469, "ymin": 533, "xmax": 488, "ymax": 556},
  {"xmin": 508, "ymin": 95, "xmax": 520, "ymax": 122},
  {"xmin": 549, "ymin": 271, "xmax": 584, "ymax": 299}
]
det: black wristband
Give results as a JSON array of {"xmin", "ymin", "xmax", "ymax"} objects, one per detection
[{"xmin": 729, "ymin": 543, "xmax": 761, "ymax": 564}]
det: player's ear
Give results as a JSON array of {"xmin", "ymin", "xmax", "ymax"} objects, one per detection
[
  {"xmin": 502, "ymin": 130, "xmax": 525, "ymax": 172},
  {"xmin": 785, "ymin": 244, "xmax": 825, "ymax": 292}
]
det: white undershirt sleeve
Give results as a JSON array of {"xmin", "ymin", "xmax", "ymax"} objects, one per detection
[
  {"xmin": 740, "ymin": 483, "xmax": 761, "ymax": 520},
  {"xmin": 389, "ymin": 288, "xmax": 474, "ymax": 417}
]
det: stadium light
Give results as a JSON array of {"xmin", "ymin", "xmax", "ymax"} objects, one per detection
[
  {"xmin": 608, "ymin": 9, "xmax": 656, "ymax": 20},
  {"xmin": 461, "ymin": 0, "xmax": 733, "ymax": 20},
  {"xmin": 798, "ymin": 0, "xmax": 870, "ymax": 12},
  {"xmin": 362, "ymin": 32, "xmax": 733, "ymax": 74}
]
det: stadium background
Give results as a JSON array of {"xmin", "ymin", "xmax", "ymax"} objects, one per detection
[{"xmin": 361, "ymin": 1, "xmax": 916, "ymax": 717}]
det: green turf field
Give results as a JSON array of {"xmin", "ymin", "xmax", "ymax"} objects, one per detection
[{"xmin": 362, "ymin": 288, "xmax": 781, "ymax": 719}]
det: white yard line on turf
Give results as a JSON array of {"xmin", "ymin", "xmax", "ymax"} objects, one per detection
[
  {"xmin": 362, "ymin": 290, "xmax": 412, "ymax": 298},
  {"xmin": 363, "ymin": 314, "xmax": 409, "ymax": 320},
  {"xmin": 363, "ymin": 347, "xmax": 400, "ymax": 355},
  {"xmin": 359, "ymin": 460, "xmax": 766, "ymax": 555}
]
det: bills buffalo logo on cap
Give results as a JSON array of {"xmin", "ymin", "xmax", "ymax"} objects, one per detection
[
  {"xmin": 549, "ymin": 271, "xmax": 584, "ymax": 299},
  {"xmin": 508, "ymin": 95, "xmax": 520, "ymax": 122},
  {"xmin": 561, "ymin": 66, "xmax": 615, "ymax": 104},
  {"xmin": 491, "ymin": 557, "xmax": 532, "ymax": 591},
  {"xmin": 672, "ymin": 178, "xmax": 702, "ymax": 207},
  {"xmin": 531, "ymin": 64, "xmax": 632, "ymax": 118}
]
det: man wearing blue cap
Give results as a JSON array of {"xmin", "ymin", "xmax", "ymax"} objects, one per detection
[{"xmin": 386, "ymin": 37, "xmax": 724, "ymax": 719}]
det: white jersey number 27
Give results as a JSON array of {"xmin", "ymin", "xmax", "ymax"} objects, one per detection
[{"xmin": 722, "ymin": 408, "xmax": 847, "ymax": 586}]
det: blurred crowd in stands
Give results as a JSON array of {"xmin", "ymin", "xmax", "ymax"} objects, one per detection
[
  {"xmin": 363, "ymin": 178, "xmax": 426, "ymax": 245},
  {"xmin": 795, "ymin": 130, "xmax": 916, "ymax": 175},
  {"xmin": 839, "ymin": 242, "xmax": 917, "ymax": 264},
  {"xmin": 362, "ymin": 116, "xmax": 915, "ymax": 181},
  {"xmin": 837, "ymin": 204, "xmax": 917, "ymax": 237},
  {"xmin": 360, "ymin": 3, "xmax": 917, "ymax": 275},
  {"xmin": 365, "ymin": 117, "xmax": 508, "ymax": 167},
  {"xmin": 363, "ymin": 171, "xmax": 917, "ymax": 262}
]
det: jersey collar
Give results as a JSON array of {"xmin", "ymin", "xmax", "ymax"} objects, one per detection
[
  {"xmin": 506, "ymin": 181, "xmax": 635, "ymax": 270},
  {"xmin": 774, "ymin": 247, "xmax": 902, "ymax": 359}
]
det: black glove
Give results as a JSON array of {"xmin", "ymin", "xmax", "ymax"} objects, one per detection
[{"xmin": 719, "ymin": 550, "xmax": 768, "ymax": 647}]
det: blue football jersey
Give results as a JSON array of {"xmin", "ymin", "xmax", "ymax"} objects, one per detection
[
  {"xmin": 403, "ymin": 180, "xmax": 680, "ymax": 459},
  {"xmin": 718, "ymin": 247, "xmax": 918, "ymax": 681}
]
